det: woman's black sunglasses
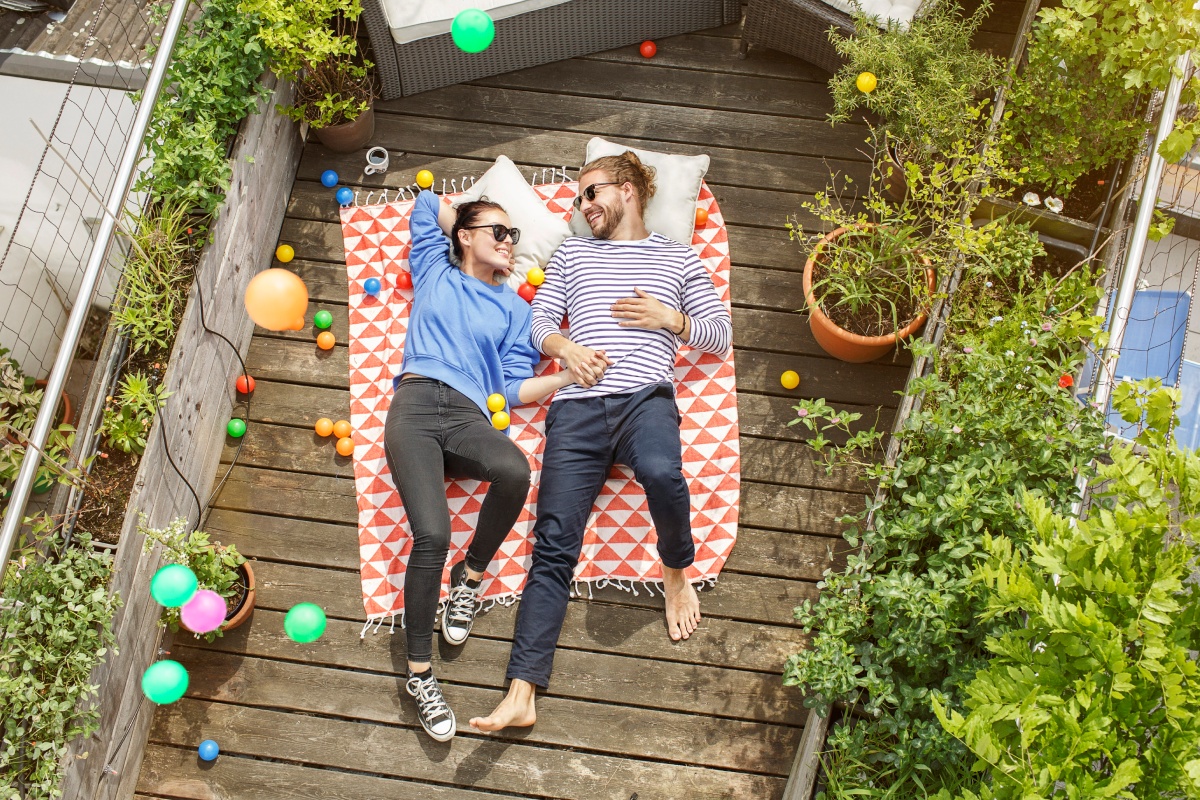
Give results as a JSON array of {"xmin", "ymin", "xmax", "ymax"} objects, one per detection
[
  {"xmin": 572, "ymin": 181, "xmax": 621, "ymax": 210},
  {"xmin": 462, "ymin": 223, "xmax": 521, "ymax": 244}
]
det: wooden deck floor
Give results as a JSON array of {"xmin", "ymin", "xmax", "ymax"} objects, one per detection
[{"xmin": 134, "ymin": 8, "xmax": 1018, "ymax": 799}]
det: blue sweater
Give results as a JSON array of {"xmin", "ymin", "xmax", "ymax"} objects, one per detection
[{"xmin": 394, "ymin": 190, "xmax": 538, "ymax": 417}]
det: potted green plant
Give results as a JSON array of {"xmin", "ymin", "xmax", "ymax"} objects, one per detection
[
  {"xmin": 1, "ymin": 349, "xmax": 81, "ymax": 497},
  {"xmin": 140, "ymin": 516, "xmax": 256, "ymax": 641},
  {"xmin": 244, "ymin": 0, "xmax": 375, "ymax": 152}
]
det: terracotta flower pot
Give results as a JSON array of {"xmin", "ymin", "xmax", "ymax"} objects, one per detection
[
  {"xmin": 179, "ymin": 560, "xmax": 256, "ymax": 635},
  {"xmin": 803, "ymin": 226, "xmax": 937, "ymax": 363},
  {"xmin": 314, "ymin": 106, "xmax": 375, "ymax": 153}
]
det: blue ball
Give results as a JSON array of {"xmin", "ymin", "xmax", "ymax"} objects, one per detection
[
  {"xmin": 364, "ymin": 277, "xmax": 382, "ymax": 296},
  {"xmin": 335, "ymin": 187, "xmax": 354, "ymax": 206},
  {"xmin": 198, "ymin": 739, "xmax": 219, "ymax": 761},
  {"xmin": 320, "ymin": 169, "xmax": 339, "ymax": 188}
]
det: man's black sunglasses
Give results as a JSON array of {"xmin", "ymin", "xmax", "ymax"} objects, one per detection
[
  {"xmin": 462, "ymin": 223, "xmax": 521, "ymax": 244},
  {"xmin": 572, "ymin": 181, "xmax": 621, "ymax": 210}
]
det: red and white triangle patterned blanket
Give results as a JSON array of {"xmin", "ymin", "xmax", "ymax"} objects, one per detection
[{"xmin": 339, "ymin": 180, "xmax": 740, "ymax": 622}]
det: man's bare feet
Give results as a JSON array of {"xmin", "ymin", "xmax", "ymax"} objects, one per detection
[
  {"xmin": 662, "ymin": 566, "xmax": 701, "ymax": 641},
  {"xmin": 470, "ymin": 679, "xmax": 537, "ymax": 732}
]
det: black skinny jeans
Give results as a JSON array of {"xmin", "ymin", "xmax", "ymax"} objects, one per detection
[{"xmin": 384, "ymin": 378, "xmax": 532, "ymax": 663}]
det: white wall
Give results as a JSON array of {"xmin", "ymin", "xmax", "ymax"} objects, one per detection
[{"xmin": 0, "ymin": 75, "xmax": 136, "ymax": 377}]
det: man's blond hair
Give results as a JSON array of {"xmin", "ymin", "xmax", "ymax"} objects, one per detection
[{"xmin": 579, "ymin": 151, "xmax": 657, "ymax": 215}]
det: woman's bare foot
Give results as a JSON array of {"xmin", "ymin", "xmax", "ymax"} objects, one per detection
[
  {"xmin": 470, "ymin": 679, "xmax": 537, "ymax": 732},
  {"xmin": 662, "ymin": 566, "xmax": 701, "ymax": 641}
]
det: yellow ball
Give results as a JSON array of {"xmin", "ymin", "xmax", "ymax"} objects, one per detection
[
  {"xmin": 491, "ymin": 410, "xmax": 510, "ymax": 430},
  {"xmin": 780, "ymin": 370, "xmax": 800, "ymax": 390},
  {"xmin": 275, "ymin": 244, "xmax": 295, "ymax": 263},
  {"xmin": 856, "ymin": 71, "xmax": 878, "ymax": 94},
  {"xmin": 486, "ymin": 393, "xmax": 506, "ymax": 413},
  {"xmin": 526, "ymin": 267, "xmax": 545, "ymax": 287},
  {"xmin": 416, "ymin": 170, "xmax": 434, "ymax": 190}
]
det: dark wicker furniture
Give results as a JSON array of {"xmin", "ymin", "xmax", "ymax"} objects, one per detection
[
  {"xmin": 740, "ymin": 0, "xmax": 856, "ymax": 74},
  {"xmin": 363, "ymin": 0, "xmax": 743, "ymax": 99}
]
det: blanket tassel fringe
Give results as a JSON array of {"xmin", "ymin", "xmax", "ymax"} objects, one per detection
[{"xmin": 352, "ymin": 167, "xmax": 574, "ymax": 209}]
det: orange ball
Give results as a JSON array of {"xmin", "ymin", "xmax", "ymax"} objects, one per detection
[
  {"xmin": 244, "ymin": 268, "xmax": 308, "ymax": 331},
  {"xmin": 315, "ymin": 418, "xmax": 334, "ymax": 437},
  {"xmin": 695, "ymin": 207, "xmax": 708, "ymax": 228},
  {"xmin": 332, "ymin": 419, "xmax": 352, "ymax": 439},
  {"xmin": 316, "ymin": 331, "xmax": 336, "ymax": 350},
  {"xmin": 336, "ymin": 436, "xmax": 354, "ymax": 456}
]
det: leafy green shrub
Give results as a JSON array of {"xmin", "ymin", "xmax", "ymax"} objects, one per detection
[
  {"xmin": 101, "ymin": 371, "xmax": 171, "ymax": 456},
  {"xmin": 0, "ymin": 536, "xmax": 121, "ymax": 800},
  {"xmin": 786, "ymin": 271, "xmax": 1108, "ymax": 797},
  {"xmin": 936, "ymin": 381, "xmax": 1200, "ymax": 799}
]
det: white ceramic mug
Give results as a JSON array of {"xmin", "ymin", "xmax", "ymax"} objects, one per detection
[{"xmin": 364, "ymin": 147, "xmax": 390, "ymax": 175}]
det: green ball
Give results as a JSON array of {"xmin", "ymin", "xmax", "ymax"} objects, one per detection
[
  {"xmin": 313, "ymin": 310, "xmax": 333, "ymax": 330},
  {"xmin": 150, "ymin": 563, "xmax": 197, "ymax": 608},
  {"xmin": 142, "ymin": 660, "xmax": 189, "ymax": 704},
  {"xmin": 227, "ymin": 418, "xmax": 247, "ymax": 438},
  {"xmin": 451, "ymin": 8, "xmax": 495, "ymax": 53},
  {"xmin": 284, "ymin": 602, "xmax": 327, "ymax": 643}
]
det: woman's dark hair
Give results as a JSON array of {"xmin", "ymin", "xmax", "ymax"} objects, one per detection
[{"xmin": 451, "ymin": 197, "xmax": 506, "ymax": 261}]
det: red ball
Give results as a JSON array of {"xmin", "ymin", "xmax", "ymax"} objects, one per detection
[
  {"xmin": 517, "ymin": 283, "xmax": 537, "ymax": 303},
  {"xmin": 395, "ymin": 270, "xmax": 413, "ymax": 290},
  {"xmin": 639, "ymin": 40, "xmax": 656, "ymax": 58},
  {"xmin": 235, "ymin": 374, "xmax": 256, "ymax": 394}
]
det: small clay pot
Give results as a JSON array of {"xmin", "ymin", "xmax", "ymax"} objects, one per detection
[
  {"xmin": 179, "ymin": 560, "xmax": 256, "ymax": 635},
  {"xmin": 314, "ymin": 106, "xmax": 375, "ymax": 154}
]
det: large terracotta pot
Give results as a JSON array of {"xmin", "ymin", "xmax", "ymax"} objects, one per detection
[
  {"xmin": 314, "ymin": 106, "xmax": 375, "ymax": 153},
  {"xmin": 803, "ymin": 226, "xmax": 936, "ymax": 363},
  {"xmin": 180, "ymin": 560, "xmax": 256, "ymax": 635}
]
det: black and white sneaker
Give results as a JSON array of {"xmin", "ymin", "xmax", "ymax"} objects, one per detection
[
  {"xmin": 405, "ymin": 670, "xmax": 456, "ymax": 742},
  {"xmin": 440, "ymin": 560, "xmax": 482, "ymax": 646}
]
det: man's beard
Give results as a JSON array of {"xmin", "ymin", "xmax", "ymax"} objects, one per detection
[{"xmin": 590, "ymin": 201, "xmax": 625, "ymax": 240}]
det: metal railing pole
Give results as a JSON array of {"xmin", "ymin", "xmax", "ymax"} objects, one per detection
[{"xmin": 0, "ymin": 0, "xmax": 193, "ymax": 581}]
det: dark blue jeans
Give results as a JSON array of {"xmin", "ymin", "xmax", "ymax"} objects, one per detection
[{"xmin": 506, "ymin": 382, "xmax": 694, "ymax": 689}]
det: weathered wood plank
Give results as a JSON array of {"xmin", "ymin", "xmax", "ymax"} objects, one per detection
[
  {"xmin": 178, "ymin": 650, "xmax": 802, "ymax": 765},
  {"xmin": 738, "ymin": 390, "xmax": 895, "ymax": 441},
  {"xmin": 586, "ymin": 32, "xmax": 831, "ymax": 84},
  {"xmin": 148, "ymin": 698, "xmax": 789, "ymax": 799}
]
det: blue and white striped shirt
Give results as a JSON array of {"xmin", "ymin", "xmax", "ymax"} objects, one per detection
[{"xmin": 531, "ymin": 233, "xmax": 732, "ymax": 401}]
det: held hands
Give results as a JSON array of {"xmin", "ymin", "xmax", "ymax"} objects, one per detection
[
  {"xmin": 611, "ymin": 288, "xmax": 683, "ymax": 333},
  {"xmin": 562, "ymin": 343, "xmax": 612, "ymax": 388}
]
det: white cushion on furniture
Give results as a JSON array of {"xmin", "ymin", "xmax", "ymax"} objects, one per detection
[
  {"xmin": 382, "ymin": 0, "xmax": 572, "ymax": 45},
  {"xmin": 455, "ymin": 155, "xmax": 573, "ymax": 290},
  {"xmin": 817, "ymin": 0, "xmax": 931, "ymax": 28},
  {"xmin": 569, "ymin": 136, "xmax": 710, "ymax": 246}
]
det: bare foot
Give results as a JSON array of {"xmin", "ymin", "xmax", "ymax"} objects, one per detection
[
  {"xmin": 662, "ymin": 566, "xmax": 701, "ymax": 641},
  {"xmin": 470, "ymin": 679, "xmax": 537, "ymax": 732}
]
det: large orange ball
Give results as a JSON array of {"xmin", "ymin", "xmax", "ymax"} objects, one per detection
[
  {"xmin": 316, "ymin": 331, "xmax": 336, "ymax": 350},
  {"xmin": 315, "ymin": 418, "xmax": 334, "ymax": 437},
  {"xmin": 333, "ymin": 420, "xmax": 352, "ymax": 439},
  {"xmin": 245, "ymin": 268, "xmax": 308, "ymax": 331},
  {"xmin": 336, "ymin": 437, "xmax": 354, "ymax": 456}
]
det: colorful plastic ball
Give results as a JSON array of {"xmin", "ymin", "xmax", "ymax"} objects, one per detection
[
  {"xmin": 275, "ymin": 244, "xmax": 295, "ymax": 263},
  {"xmin": 450, "ymin": 8, "xmax": 495, "ymax": 53},
  {"xmin": 198, "ymin": 739, "xmax": 220, "ymax": 762},
  {"xmin": 526, "ymin": 267, "xmax": 545, "ymax": 287},
  {"xmin": 150, "ymin": 564, "xmax": 198, "ymax": 608},
  {"xmin": 235, "ymin": 374, "xmax": 255, "ymax": 394},
  {"xmin": 320, "ymin": 169, "xmax": 339, "ymax": 188},
  {"xmin": 695, "ymin": 207, "xmax": 709, "ymax": 228},
  {"xmin": 856, "ymin": 71, "xmax": 877, "ymax": 93},
  {"xmin": 415, "ymin": 170, "xmax": 434, "ymax": 190},
  {"xmin": 395, "ymin": 270, "xmax": 413, "ymax": 290},
  {"xmin": 180, "ymin": 589, "xmax": 227, "ymax": 634},
  {"xmin": 336, "ymin": 437, "xmax": 354, "ymax": 457},
  {"xmin": 245, "ymin": 268, "xmax": 308, "ymax": 331},
  {"xmin": 639, "ymin": 40, "xmax": 657, "ymax": 58},
  {"xmin": 332, "ymin": 420, "xmax": 352, "ymax": 439},
  {"xmin": 284, "ymin": 602, "xmax": 328, "ymax": 643},
  {"xmin": 487, "ymin": 393, "xmax": 506, "ymax": 413},
  {"xmin": 491, "ymin": 410, "xmax": 510, "ymax": 430},
  {"xmin": 335, "ymin": 187, "xmax": 354, "ymax": 206},
  {"xmin": 364, "ymin": 277, "xmax": 382, "ymax": 296},
  {"xmin": 142, "ymin": 660, "xmax": 189, "ymax": 705},
  {"xmin": 315, "ymin": 418, "xmax": 334, "ymax": 437},
  {"xmin": 313, "ymin": 309, "xmax": 333, "ymax": 330},
  {"xmin": 780, "ymin": 370, "xmax": 800, "ymax": 390},
  {"xmin": 316, "ymin": 331, "xmax": 336, "ymax": 350},
  {"xmin": 227, "ymin": 418, "xmax": 247, "ymax": 438},
  {"xmin": 517, "ymin": 283, "xmax": 537, "ymax": 303}
]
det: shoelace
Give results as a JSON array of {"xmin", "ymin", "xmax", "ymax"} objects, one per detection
[
  {"xmin": 407, "ymin": 675, "xmax": 451, "ymax": 720},
  {"xmin": 445, "ymin": 583, "xmax": 479, "ymax": 625}
]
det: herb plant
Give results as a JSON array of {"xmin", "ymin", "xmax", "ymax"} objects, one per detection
[
  {"xmin": 102, "ymin": 371, "xmax": 171, "ymax": 456},
  {"xmin": 112, "ymin": 203, "xmax": 194, "ymax": 355}
]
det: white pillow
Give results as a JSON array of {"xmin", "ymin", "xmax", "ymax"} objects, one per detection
[
  {"xmin": 569, "ymin": 137, "xmax": 710, "ymax": 245},
  {"xmin": 454, "ymin": 155, "xmax": 572, "ymax": 290}
]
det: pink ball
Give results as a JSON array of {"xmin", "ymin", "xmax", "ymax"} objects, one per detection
[{"xmin": 180, "ymin": 589, "xmax": 227, "ymax": 634}]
